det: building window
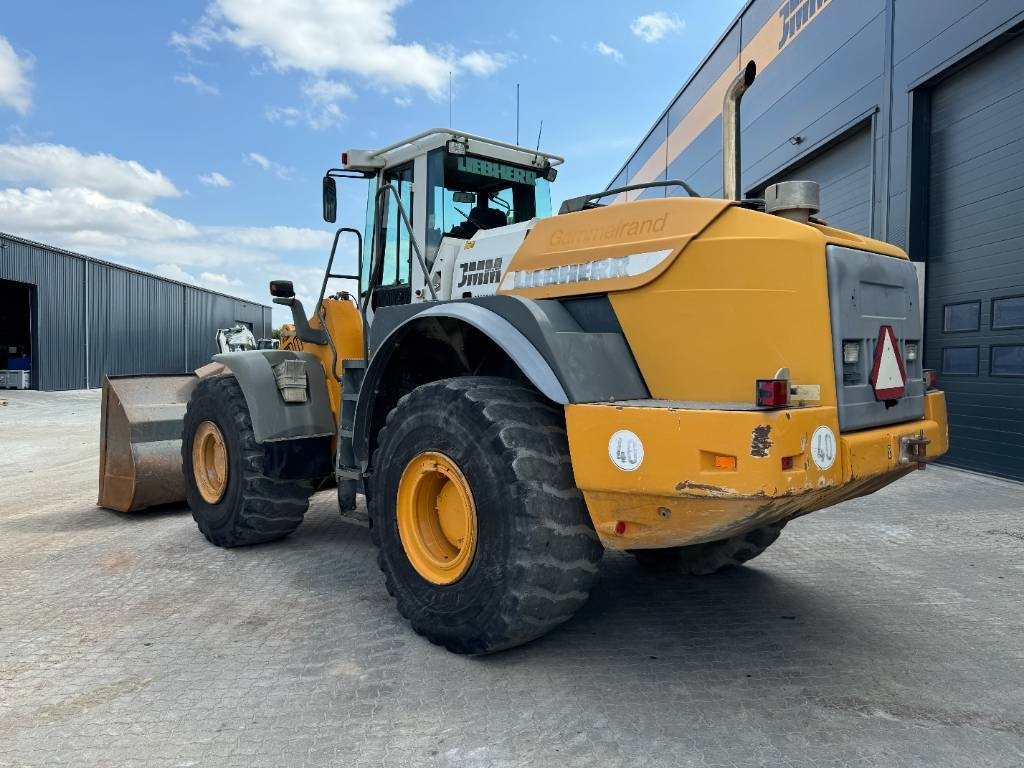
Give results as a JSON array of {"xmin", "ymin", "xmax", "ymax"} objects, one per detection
[
  {"xmin": 941, "ymin": 346, "xmax": 978, "ymax": 376},
  {"xmin": 942, "ymin": 301, "xmax": 980, "ymax": 332},
  {"xmin": 992, "ymin": 296, "xmax": 1024, "ymax": 330},
  {"xmin": 991, "ymin": 345, "xmax": 1024, "ymax": 376}
]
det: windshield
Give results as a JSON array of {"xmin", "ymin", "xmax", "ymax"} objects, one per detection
[{"xmin": 426, "ymin": 149, "xmax": 551, "ymax": 264}]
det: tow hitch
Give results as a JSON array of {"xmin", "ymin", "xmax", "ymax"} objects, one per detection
[{"xmin": 899, "ymin": 431, "xmax": 931, "ymax": 467}]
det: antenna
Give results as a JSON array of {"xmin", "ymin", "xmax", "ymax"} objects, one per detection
[
  {"xmin": 515, "ymin": 83, "xmax": 520, "ymax": 145},
  {"xmin": 535, "ymin": 119, "xmax": 544, "ymax": 150},
  {"xmin": 448, "ymin": 72, "xmax": 452, "ymax": 127}
]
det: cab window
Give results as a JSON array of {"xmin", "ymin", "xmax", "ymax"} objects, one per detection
[
  {"xmin": 425, "ymin": 149, "xmax": 551, "ymax": 264},
  {"xmin": 364, "ymin": 162, "xmax": 414, "ymax": 290}
]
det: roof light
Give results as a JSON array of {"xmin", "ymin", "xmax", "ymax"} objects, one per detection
[
  {"xmin": 446, "ymin": 139, "xmax": 468, "ymax": 156},
  {"xmin": 756, "ymin": 378, "xmax": 790, "ymax": 408},
  {"xmin": 544, "ymin": 166, "xmax": 558, "ymax": 182},
  {"xmin": 905, "ymin": 341, "xmax": 918, "ymax": 362}
]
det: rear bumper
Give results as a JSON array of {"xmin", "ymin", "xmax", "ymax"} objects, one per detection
[{"xmin": 565, "ymin": 391, "xmax": 948, "ymax": 550}]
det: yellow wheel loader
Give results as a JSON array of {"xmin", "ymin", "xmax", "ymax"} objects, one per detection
[{"xmin": 99, "ymin": 62, "xmax": 948, "ymax": 654}]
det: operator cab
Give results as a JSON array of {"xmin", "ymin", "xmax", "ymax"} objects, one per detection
[{"xmin": 323, "ymin": 130, "xmax": 562, "ymax": 310}]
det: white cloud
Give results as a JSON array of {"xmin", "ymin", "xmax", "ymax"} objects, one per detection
[
  {"xmin": 1, "ymin": 182, "xmax": 332, "ymax": 303},
  {"xmin": 0, "ymin": 136, "xmax": 333, "ymax": 318},
  {"xmin": 630, "ymin": 12, "xmax": 685, "ymax": 43},
  {"xmin": 154, "ymin": 263, "xmax": 200, "ymax": 284},
  {"xmin": 199, "ymin": 271, "xmax": 242, "ymax": 288},
  {"xmin": 302, "ymin": 78, "xmax": 353, "ymax": 103},
  {"xmin": 393, "ymin": 96, "xmax": 412, "ymax": 108},
  {"xmin": 266, "ymin": 77, "xmax": 352, "ymax": 130},
  {"xmin": 199, "ymin": 171, "xmax": 231, "ymax": 187},
  {"xmin": 0, "ymin": 36, "xmax": 32, "ymax": 114},
  {"xmin": 245, "ymin": 151, "xmax": 293, "ymax": 179},
  {"xmin": 207, "ymin": 225, "xmax": 331, "ymax": 250},
  {"xmin": 171, "ymin": 0, "xmax": 507, "ymax": 98},
  {"xmin": 0, "ymin": 187, "xmax": 198, "ymax": 242},
  {"xmin": 174, "ymin": 72, "xmax": 220, "ymax": 95},
  {"xmin": 459, "ymin": 51, "xmax": 510, "ymax": 77},
  {"xmin": 0, "ymin": 143, "xmax": 179, "ymax": 202},
  {"xmin": 595, "ymin": 42, "xmax": 623, "ymax": 63},
  {"xmin": 264, "ymin": 105, "xmax": 302, "ymax": 126}
]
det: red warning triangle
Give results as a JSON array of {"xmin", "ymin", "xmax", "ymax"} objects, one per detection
[{"xmin": 870, "ymin": 325, "xmax": 907, "ymax": 400}]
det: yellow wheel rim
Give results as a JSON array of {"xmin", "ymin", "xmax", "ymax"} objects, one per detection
[
  {"xmin": 193, "ymin": 421, "xmax": 229, "ymax": 504},
  {"xmin": 396, "ymin": 451, "xmax": 477, "ymax": 585}
]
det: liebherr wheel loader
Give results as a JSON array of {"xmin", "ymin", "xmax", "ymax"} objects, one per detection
[{"xmin": 99, "ymin": 62, "xmax": 949, "ymax": 654}]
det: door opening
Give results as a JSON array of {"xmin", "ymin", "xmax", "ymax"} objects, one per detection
[{"xmin": 0, "ymin": 278, "xmax": 35, "ymax": 388}]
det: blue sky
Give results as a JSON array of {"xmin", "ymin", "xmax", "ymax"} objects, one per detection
[{"xmin": 1, "ymin": 0, "xmax": 744, "ymax": 324}]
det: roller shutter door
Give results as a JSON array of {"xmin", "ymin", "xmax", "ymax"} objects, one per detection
[
  {"xmin": 926, "ymin": 36, "xmax": 1024, "ymax": 481},
  {"xmin": 760, "ymin": 124, "xmax": 873, "ymax": 235}
]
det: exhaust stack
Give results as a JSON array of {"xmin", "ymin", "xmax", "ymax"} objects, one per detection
[{"xmin": 722, "ymin": 60, "xmax": 757, "ymax": 201}]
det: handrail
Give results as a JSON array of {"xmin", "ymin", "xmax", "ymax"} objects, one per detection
[
  {"xmin": 365, "ymin": 128, "xmax": 564, "ymax": 167},
  {"xmin": 558, "ymin": 179, "xmax": 701, "ymax": 214},
  {"xmin": 315, "ymin": 226, "xmax": 362, "ymax": 380}
]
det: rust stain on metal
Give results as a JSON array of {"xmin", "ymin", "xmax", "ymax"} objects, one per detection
[
  {"xmin": 675, "ymin": 479, "xmax": 733, "ymax": 496},
  {"xmin": 750, "ymin": 425, "xmax": 772, "ymax": 457}
]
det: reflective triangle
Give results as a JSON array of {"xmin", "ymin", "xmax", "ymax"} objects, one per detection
[{"xmin": 870, "ymin": 325, "xmax": 907, "ymax": 400}]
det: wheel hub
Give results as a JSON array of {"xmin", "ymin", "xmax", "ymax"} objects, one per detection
[
  {"xmin": 193, "ymin": 420, "xmax": 228, "ymax": 504},
  {"xmin": 396, "ymin": 451, "xmax": 477, "ymax": 585}
]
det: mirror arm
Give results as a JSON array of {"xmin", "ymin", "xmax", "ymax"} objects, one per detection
[{"xmin": 272, "ymin": 296, "xmax": 329, "ymax": 345}]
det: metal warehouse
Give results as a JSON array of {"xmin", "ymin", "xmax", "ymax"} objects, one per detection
[
  {"xmin": 612, "ymin": 0, "xmax": 1024, "ymax": 481},
  {"xmin": 0, "ymin": 233, "xmax": 272, "ymax": 391}
]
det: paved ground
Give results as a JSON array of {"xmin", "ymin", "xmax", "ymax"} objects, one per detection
[{"xmin": 1, "ymin": 389, "xmax": 1022, "ymax": 768}]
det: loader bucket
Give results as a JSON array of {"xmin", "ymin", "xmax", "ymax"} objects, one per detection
[{"xmin": 98, "ymin": 374, "xmax": 197, "ymax": 512}]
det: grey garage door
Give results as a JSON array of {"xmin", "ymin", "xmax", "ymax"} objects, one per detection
[
  {"xmin": 926, "ymin": 35, "xmax": 1024, "ymax": 481},
  {"xmin": 760, "ymin": 124, "xmax": 873, "ymax": 235}
]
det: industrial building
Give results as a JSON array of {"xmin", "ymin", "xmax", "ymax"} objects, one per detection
[
  {"xmin": 0, "ymin": 232, "xmax": 272, "ymax": 391},
  {"xmin": 611, "ymin": 0, "xmax": 1024, "ymax": 481}
]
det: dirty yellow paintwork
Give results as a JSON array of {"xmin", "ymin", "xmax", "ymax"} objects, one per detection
[
  {"xmin": 607, "ymin": 206, "xmax": 901, "ymax": 404},
  {"xmin": 297, "ymin": 297, "xmax": 365, "ymax": 418},
  {"xmin": 499, "ymin": 197, "xmax": 732, "ymax": 299},
  {"xmin": 565, "ymin": 391, "xmax": 948, "ymax": 550}
]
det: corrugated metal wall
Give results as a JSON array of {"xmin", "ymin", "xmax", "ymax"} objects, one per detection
[{"xmin": 0, "ymin": 233, "xmax": 272, "ymax": 391}]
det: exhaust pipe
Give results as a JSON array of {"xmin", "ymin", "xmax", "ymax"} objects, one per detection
[{"xmin": 722, "ymin": 60, "xmax": 757, "ymax": 201}]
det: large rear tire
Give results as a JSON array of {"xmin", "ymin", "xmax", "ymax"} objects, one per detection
[
  {"xmin": 369, "ymin": 377, "xmax": 603, "ymax": 654},
  {"xmin": 183, "ymin": 376, "xmax": 312, "ymax": 547},
  {"xmin": 631, "ymin": 522, "xmax": 786, "ymax": 575}
]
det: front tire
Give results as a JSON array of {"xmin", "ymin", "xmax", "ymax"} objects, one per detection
[
  {"xmin": 183, "ymin": 376, "xmax": 312, "ymax": 547},
  {"xmin": 369, "ymin": 377, "xmax": 603, "ymax": 654}
]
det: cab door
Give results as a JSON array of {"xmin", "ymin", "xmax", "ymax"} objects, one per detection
[{"xmin": 365, "ymin": 161, "xmax": 414, "ymax": 308}]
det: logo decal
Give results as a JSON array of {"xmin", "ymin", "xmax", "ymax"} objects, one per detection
[
  {"xmin": 869, "ymin": 325, "xmax": 908, "ymax": 401},
  {"xmin": 810, "ymin": 426, "xmax": 836, "ymax": 470},
  {"xmin": 777, "ymin": 0, "xmax": 832, "ymax": 51},
  {"xmin": 608, "ymin": 430, "xmax": 644, "ymax": 472},
  {"xmin": 457, "ymin": 258, "xmax": 503, "ymax": 288}
]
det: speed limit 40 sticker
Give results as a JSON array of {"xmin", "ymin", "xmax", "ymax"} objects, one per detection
[{"xmin": 810, "ymin": 425, "xmax": 837, "ymax": 470}]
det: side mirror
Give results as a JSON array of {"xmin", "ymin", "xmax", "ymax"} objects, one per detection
[
  {"xmin": 269, "ymin": 280, "xmax": 295, "ymax": 299},
  {"xmin": 322, "ymin": 175, "xmax": 337, "ymax": 223}
]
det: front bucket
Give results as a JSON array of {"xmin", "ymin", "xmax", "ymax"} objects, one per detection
[{"xmin": 98, "ymin": 374, "xmax": 197, "ymax": 512}]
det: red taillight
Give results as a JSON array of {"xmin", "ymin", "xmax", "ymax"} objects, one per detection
[
  {"xmin": 341, "ymin": 152, "xmax": 348, "ymax": 165},
  {"xmin": 923, "ymin": 369, "xmax": 939, "ymax": 390},
  {"xmin": 781, "ymin": 456, "xmax": 794, "ymax": 471},
  {"xmin": 756, "ymin": 379, "xmax": 790, "ymax": 408}
]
